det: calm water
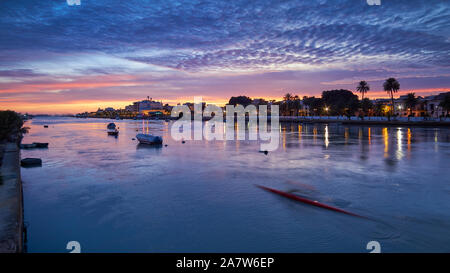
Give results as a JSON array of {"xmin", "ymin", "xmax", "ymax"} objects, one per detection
[{"xmin": 21, "ymin": 117, "xmax": 450, "ymax": 252}]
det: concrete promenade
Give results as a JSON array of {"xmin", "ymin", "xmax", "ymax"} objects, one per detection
[{"xmin": 0, "ymin": 142, "xmax": 23, "ymax": 253}]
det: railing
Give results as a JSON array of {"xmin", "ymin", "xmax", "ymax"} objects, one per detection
[{"xmin": 278, "ymin": 116, "xmax": 450, "ymax": 123}]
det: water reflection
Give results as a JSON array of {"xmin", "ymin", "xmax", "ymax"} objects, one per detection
[
  {"xmin": 136, "ymin": 143, "xmax": 163, "ymax": 150},
  {"xmin": 435, "ymin": 130, "xmax": 439, "ymax": 152},
  {"xmin": 407, "ymin": 128, "xmax": 411, "ymax": 152},
  {"xmin": 298, "ymin": 124, "xmax": 302, "ymax": 142},
  {"xmin": 383, "ymin": 128, "xmax": 389, "ymax": 157},
  {"xmin": 344, "ymin": 127, "xmax": 349, "ymax": 144},
  {"xmin": 396, "ymin": 129, "xmax": 404, "ymax": 160},
  {"xmin": 313, "ymin": 127, "xmax": 318, "ymax": 144}
]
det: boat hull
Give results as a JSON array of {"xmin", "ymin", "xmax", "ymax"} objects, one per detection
[
  {"xmin": 136, "ymin": 134, "xmax": 163, "ymax": 144},
  {"xmin": 256, "ymin": 185, "xmax": 366, "ymax": 219}
]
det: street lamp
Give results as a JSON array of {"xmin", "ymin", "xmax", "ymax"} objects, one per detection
[{"xmin": 398, "ymin": 105, "xmax": 403, "ymax": 116}]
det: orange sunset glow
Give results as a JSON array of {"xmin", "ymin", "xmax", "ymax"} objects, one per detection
[{"xmin": 1, "ymin": 1, "xmax": 449, "ymax": 115}]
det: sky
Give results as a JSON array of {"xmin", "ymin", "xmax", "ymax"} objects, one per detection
[{"xmin": 0, "ymin": 0, "xmax": 449, "ymax": 114}]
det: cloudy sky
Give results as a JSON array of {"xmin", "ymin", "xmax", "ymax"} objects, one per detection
[{"xmin": 1, "ymin": 0, "xmax": 449, "ymax": 114}]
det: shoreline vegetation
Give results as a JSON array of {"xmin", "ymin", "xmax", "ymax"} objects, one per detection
[{"xmin": 0, "ymin": 111, "xmax": 26, "ymax": 253}]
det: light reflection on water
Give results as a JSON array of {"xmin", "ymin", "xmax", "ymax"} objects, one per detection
[{"xmin": 21, "ymin": 117, "xmax": 450, "ymax": 252}]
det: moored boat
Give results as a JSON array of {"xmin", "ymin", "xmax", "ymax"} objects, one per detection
[
  {"xmin": 107, "ymin": 123, "xmax": 119, "ymax": 135},
  {"xmin": 20, "ymin": 142, "xmax": 49, "ymax": 149},
  {"xmin": 20, "ymin": 143, "xmax": 37, "ymax": 149},
  {"xmin": 136, "ymin": 133, "xmax": 163, "ymax": 145},
  {"xmin": 21, "ymin": 158, "xmax": 42, "ymax": 167},
  {"xmin": 33, "ymin": 142, "xmax": 49, "ymax": 148}
]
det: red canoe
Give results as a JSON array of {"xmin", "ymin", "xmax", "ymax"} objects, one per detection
[{"xmin": 256, "ymin": 185, "xmax": 366, "ymax": 219}]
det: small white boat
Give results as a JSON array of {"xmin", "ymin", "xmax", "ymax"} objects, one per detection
[
  {"xmin": 107, "ymin": 123, "xmax": 119, "ymax": 135},
  {"xmin": 136, "ymin": 133, "xmax": 162, "ymax": 145}
]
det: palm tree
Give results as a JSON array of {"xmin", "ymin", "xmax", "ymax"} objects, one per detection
[
  {"xmin": 282, "ymin": 93, "xmax": 294, "ymax": 116},
  {"xmin": 357, "ymin": 81, "xmax": 370, "ymax": 118},
  {"xmin": 383, "ymin": 78, "xmax": 400, "ymax": 116},
  {"xmin": 404, "ymin": 93, "xmax": 418, "ymax": 117},
  {"xmin": 356, "ymin": 81, "xmax": 370, "ymax": 100},
  {"xmin": 283, "ymin": 93, "xmax": 293, "ymax": 101},
  {"xmin": 293, "ymin": 97, "xmax": 301, "ymax": 116}
]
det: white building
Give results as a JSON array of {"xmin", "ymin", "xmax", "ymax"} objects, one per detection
[
  {"xmin": 138, "ymin": 99, "xmax": 163, "ymax": 112},
  {"xmin": 424, "ymin": 92, "xmax": 448, "ymax": 118},
  {"xmin": 125, "ymin": 97, "xmax": 163, "ymax": 113}
]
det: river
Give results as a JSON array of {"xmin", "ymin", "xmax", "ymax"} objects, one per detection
[{"xmin": 21, "ymin": 117, "xmax": 450, "ymax": 252}]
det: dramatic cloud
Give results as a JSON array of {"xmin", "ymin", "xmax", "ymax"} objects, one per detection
[{"xmin": 0, "ymin": 0, "xmax": 449, "ymax": 113}]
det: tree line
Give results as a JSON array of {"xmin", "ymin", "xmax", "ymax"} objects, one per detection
[{"xmin": 228, "ymin": 78, "xmax": 450, "ymax": 117}]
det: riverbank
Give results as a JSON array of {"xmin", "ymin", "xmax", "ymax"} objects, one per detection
[
  {"xmin": 0, "ymin": 142, "xmax": 23, "ymax": 253},
  {"xmin": 77, "ymin": 115, "xmax": 450, "ymax": 127}
]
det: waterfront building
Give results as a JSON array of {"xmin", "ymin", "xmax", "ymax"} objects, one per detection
[
  {"xmin": 125, "ymin": 97, "xmax": 164, "ymax": 114},
  {"xmin": 125, "ymin": 102, "xmax": 139, "ymax": 112},
  {"xmin": 423, "ymin": 92, "xmax": 449, "ymax": 118},
  {"xmin": 390, "ymin": 91, "xmax": 449, "ymax": 117},
  {"xmin": 138, "ymin": 99, "xmax": 163, "ymax": 112}
]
